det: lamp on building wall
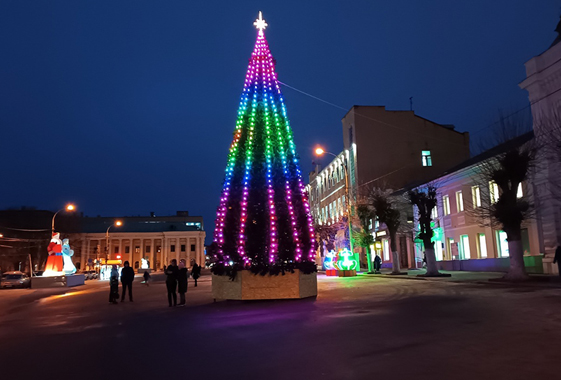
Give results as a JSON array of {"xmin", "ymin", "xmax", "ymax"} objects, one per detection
[
  {"xmin": 105, "ymin": 220, "xmax": 123, "ymax": 262},
  {"xmin": 52, "ymin": 203, "xmax": 76, "ymax": 233},
  {"xmin": 315, "ymin": 146, "xmax": 354, "ymax": 255}
]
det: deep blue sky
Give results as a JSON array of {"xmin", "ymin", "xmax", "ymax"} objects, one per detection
[{"xmin": 1, "ymin": 1, "xmax": 558, "ymax": 243}]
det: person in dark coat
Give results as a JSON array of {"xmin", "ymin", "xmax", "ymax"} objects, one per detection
[
  {"xmin": 143, "ymin": 270, "xmax": 150, "ymax": 286},
  {"xmin": 177, "ymin": 259, "xmax": 188, "ymax": 306},
  {"xmin": 191, "ymin": 260, "xmax": 201, "ymax": 287},
  {"xmin": 120, "ymin": 261, "xmax": 135, "ymax": 302},
  {"xmin": 554, "ymin": 246, "xmax": 561, "ymax": 278},
  {"xmin": 165, "ymin": 259, "xmax": 179, "ymax": 307},
  {"xmin": 108, "ymin": 265, "xmax": 119, "ymax": 304},
  {"xmin": 374, "ymin": 254, "xmax": 382, "ymax": 273}
]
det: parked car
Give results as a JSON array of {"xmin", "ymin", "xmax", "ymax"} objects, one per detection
[
  {"xmin": 1, "ymin": 271, "xmax": 31, "ymax": 288},
  {"xmin": 82, "ymin": 270, "xmax": 98, "ymax": 280}
]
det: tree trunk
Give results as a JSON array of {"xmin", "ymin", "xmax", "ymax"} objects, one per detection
[
  {"xmin": 390, "ymin": 231, "xmax": 401, "ymax": 274},
  {"xmin": 504, "ymin": 239, "xmax": 529, "ymax": 281},
  {"xmin": 366, "ymin": 246, "xmax": 373, "ymax": 273},
  {"xmin": 424, "ymin": 245, "xmax": 440, "ymax": 276}
]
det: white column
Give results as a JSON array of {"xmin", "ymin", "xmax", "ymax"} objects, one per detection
[
  {"xmin": 198, "ymin": 236, "xmax": 204, "ymax": 266},
  {"xmin": 80, "ymin": 237, "xmax": 87, "ymax": 270},
  {"xmin": 149, "ymin": 238, "xmax": 155, "ymax": 270},
  {"xmin": 162, "ymin": 235, "xmax": 167, "ymax": 268},
  {"xmin": 118, "ymin": 239, "xmax": 122, "ymax": 258}
]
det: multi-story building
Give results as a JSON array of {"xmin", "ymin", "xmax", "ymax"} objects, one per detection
[
  {"xmin": 412, "ymin": 131, "xmax": 543, "ymax": 273},
  {"xmin": 77, "ymin": 211, "xmax": 205, "ymax": 271},
  {"xmin": 0, "ymin": 210, "xmax": 205, "ymax": 274},
  {"xmin": 519, "ymin": 16, "xmax": 561, "ymax": 274},
  {"xmin": 342, "ymin": 106, "xmax": 470, "ymax": 195},
  {"xmin": 309, "ymin": 106, "xmax": 471, "ymax": 269}
]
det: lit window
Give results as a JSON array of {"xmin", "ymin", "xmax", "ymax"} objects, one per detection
[
  {"xmin": 443, "ymin": 195, "xmax": 450, "ymax": 216},
  {"xmin": 497, "ymin": 231, "xmax": 509, "ymax": 258},
  {"xmin": 456, "ymin": 191, "xmax": 464, "ymax": 212},
  {"xmin": 422, "ymin": 150, "xmax": 432, "ymax": 167},
  {"xmin": 489, "ymin": 181, "xmax": 499, "ymax": 204},
  {"xmin": 471, "ymin": 186, "xmax": 481, "ymax": 208},
  {"xmin": 431, "ymin": 206, "xmax": 438, "ymax": 219},
  {"xmin": 517, "ymin": 183, "xmax": 523, "ymax": 199},
  {"xmin": 460, "ymin": 235, "xmax": 470, "ymax": 259},
  {"xmin": 478, "ymin": 233, "xmax": 487, "ymax": 258}
]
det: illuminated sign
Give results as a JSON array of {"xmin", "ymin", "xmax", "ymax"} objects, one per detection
[{"xmin": 336, "ymin": 248, "xmax": 358, "ymax": 271}]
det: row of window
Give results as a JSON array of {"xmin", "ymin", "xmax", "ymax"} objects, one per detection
[
  {"xmin": 111, "ymin": 244, "xmax": 197, "ymax": 254},
  {"xmin": 438, "ymin": 230, "xmax": 512, "ymax": 261},
  {"xmin": 315, "ymin": 196, "xmax": 346, "ymax": 225},
  {"xmin": 439, "ymin": 182, "xmax": 523, "ymax": 217},
  {"xmin": 312, "ymin": 162, "xmax": 346, "ymax": 201}
]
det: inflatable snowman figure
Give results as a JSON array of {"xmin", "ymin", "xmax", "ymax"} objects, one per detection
[{"xmin": 62, "ymin": 238, "xmax": 77, "ymax": 275}]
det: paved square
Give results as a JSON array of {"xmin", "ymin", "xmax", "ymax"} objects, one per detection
[{"xmin": 1, "ymin": 274, "xmax": 560, "ymax": 380}]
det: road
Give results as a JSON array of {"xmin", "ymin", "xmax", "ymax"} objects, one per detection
[{"xmin": 1, "ymin": 274, "xmax": 560, "ymax": 380}]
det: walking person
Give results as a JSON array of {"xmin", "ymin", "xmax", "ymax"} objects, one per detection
[
  {"xmin": 374, "ymin": 253, "xmax": 382, "ymax": 274},
  {"xmin": 143, "ymin": 270, "xmax": 151, "ymax": 286},
  {"xmin": 120, "ymin": 261, "xmax": 134, "ymax": 302},
  {"xmin": 177, "ymin": 259, "xmax": 188, "ymax": 306},
  {"xmin": 554, "ymin": 246, "xmax": 561, "ymax": 278},
  {"xmin": 108, "ymin": 265, "xmax": 119, "ymax": 304},
  {"xmin": 165, "ymin": 259, "xmax": 179, "ymax": 307},
  {"xmin": 191, "ymin": 260, "xmax": 201, "ymax": 287}
]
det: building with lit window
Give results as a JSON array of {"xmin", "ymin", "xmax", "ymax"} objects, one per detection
[
  {"xmin": 411, "ymin": 131, "xmax": 543, "ymax": 273},
  {"xmin": 308, "ymin": 106, "xmax": 471, "ymax": 270},
  {"xmin": 342, "ymin": 106, "xmax": 471, "ymax": 269},
  {"xmin": 342, "ymin": 106, "xmax": 470, "ymax": 195},
  {"xmin": 75, "ymin": 211, "xmax": 205, "ymax": 272}
]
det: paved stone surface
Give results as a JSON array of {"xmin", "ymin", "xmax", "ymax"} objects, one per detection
[{"xmin": 1, "ymin": 273, "xmax": 560, "ymax": 380}]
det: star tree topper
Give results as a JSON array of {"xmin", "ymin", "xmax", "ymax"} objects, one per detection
[{"xmin": 253, "ymin": 11, "xmax": 268, "ymax": 33}]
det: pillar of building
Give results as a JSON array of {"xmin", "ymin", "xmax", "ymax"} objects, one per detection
[{"xmin": 198, "ymin": 236, "xmax": 204, "ymax": 266}]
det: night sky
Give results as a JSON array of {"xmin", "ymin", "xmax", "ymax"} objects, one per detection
[{"xmin": 1, "ymin": 1, "xmax": 558, "ymax": 243}]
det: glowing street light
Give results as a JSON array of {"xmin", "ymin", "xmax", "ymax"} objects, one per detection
[
  {"xmin": 314, "ymin": 146, "xmax": 355, "ymax": 256},
  {"xmin": 105, "ymin": 220, "xmax": 123, "ymax": 263},
  {"xmin": 52, "ymin": 203, "xmax": 76, "ymax": 233}
]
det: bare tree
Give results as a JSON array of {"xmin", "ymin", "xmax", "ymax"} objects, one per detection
[
  {"xmin": 407, "ymin": 184, "xmax": 441, "ymax": 276},
  {"xmin": 367, "ymin": 188, "xmax": 411, "ymax": 275},
  {"xmin": 314, "ymin": 220, "xmax": 345, "ymax": 259},
  {"xmin": 468, "ymin": 121, "xmax": 537, "ymax": 280},
  {"xmin": 355, "ymin": 204, "xmax": 374, "ymax": 273}
]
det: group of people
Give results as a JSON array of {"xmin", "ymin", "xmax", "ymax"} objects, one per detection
[
  {"xmin": 108, "ymin": 259, "xmax": 202, "ymax": 306},
  {"xmin": 164, "ymin": 259, "xmax": 201, "ymax": 307}
]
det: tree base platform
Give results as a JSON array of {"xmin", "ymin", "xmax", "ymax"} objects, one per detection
[
  {"xmin": 212, "ymin": 270, "xmax": 317, "ymax": 301},
  {"xmin": 338, "ymin": 270, "xmax": 356, "ymax": 277},
  {"xmin": 31, "ymin": 274, "xmax": 85, "ymax": 289},
  {"xmin": 325, "ymin": 269, "xmax": 338, "ymax": 276}
]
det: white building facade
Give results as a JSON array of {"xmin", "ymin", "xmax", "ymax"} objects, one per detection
[{"xmin": 519, "ymin": 18, "xmax": 561, "ymax": 274}]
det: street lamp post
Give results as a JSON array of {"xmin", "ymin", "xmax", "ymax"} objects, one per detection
[
  {"xmin": 315, "ymin": 147, "xmax": 355, "ymax": 257},
  {"xmin": 105, "ymin": 220, "xmax": 123, "ymax": 263},
  {"xmin": 51, "ymin": 204, "xmax": 76, "ymax": 233}
]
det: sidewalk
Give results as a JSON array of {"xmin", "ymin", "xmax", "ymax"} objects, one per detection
[{"xmin": 360, "ymin": 268, "xmax": 561, "ymax": 288}]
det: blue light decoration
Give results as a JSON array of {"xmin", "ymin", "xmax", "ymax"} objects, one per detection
[
  {"xmin": 324, "ymin": 250, "xmax": 337, "ymax": 270},
  {"xmin": 212, "ymin": 12, "xmax": 315, "ymax": 271}
]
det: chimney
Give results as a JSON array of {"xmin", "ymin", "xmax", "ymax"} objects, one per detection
[{"xmin": 150, "ymin": 212, "xmax": 155, "ymax": 218}]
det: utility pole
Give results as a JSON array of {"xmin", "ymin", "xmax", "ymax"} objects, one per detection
[{"xmin": 409, "ymin": 97, "xmax": 413, "ymax": 111}]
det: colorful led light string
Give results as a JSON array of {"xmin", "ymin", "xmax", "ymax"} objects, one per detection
[{"xmin": 214, "ymin": 14, "xmax": 315, "ymax": 266}]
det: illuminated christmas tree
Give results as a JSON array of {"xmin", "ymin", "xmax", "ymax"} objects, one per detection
[{"xmin": 212, "ymin": 12, "xmax": 315, "ymax": 275}]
